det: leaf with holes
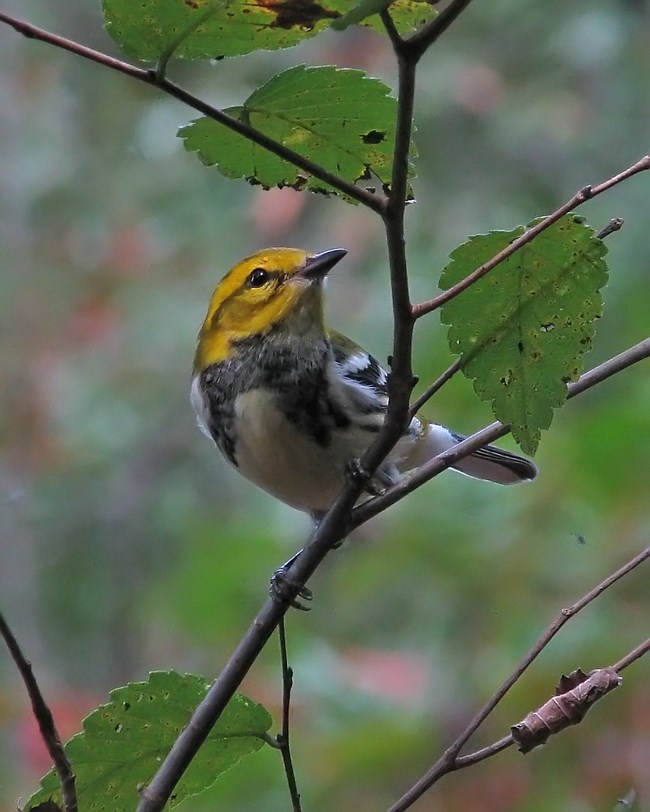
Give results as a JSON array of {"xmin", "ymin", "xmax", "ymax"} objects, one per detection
[
  {"xmin": 25, "ymin": 671, "xmax": 272, "ymax": 811},
  {"xmin": 439, "ymin": 215, "xmax": 609, "ymax": 454},
  {"xmin": 359, "ymin": 0, "xmax": 436, "ymax": 33},
  {"xmin": 179, "ymin": 65, "xmax": 407, "ymax": 199},
  {"xmin": 102, "ymin": 0, "xmax": 436, "ymax": 62}
]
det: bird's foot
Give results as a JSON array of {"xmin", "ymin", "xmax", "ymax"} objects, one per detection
[
  {"xmin": 345, "ymin": 458, "xmax": 386, "ymax": 497},
  {"xmin": 269, "ymin": 552, "xmax": 313, "ymax": 611}
]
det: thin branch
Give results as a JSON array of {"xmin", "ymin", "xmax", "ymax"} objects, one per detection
[
  {"xmin": 455, "ymin": 734, "xmax": 514, "ymax": 768},
  {"xmin": 386, "ymin": 546, "xmax": 650, "ymax": 812},
  {"xmin": 277, "ymin": 618, "xmax": 302, "ymax": 812},
  {"xmin": 614, "ymin": 638, "xmax": 650, "ymax": 672},
  {"xmin": 137, "ymin": 475, "xmax": 369, "ymax": 811},
  {"xmin": 414, "ymin": 633, "xmax": 650, "ymax": 775},
  {"xmin": 0, "ymin": 611, "xmax": 77, "ymax": 812},
  {"xmin": 405, "ymin": 0, "xmax": 476, "ymax": 61},
  {"xmin": 409, "ymin": 357, "xmax": 463, "ymax": 419},
  {"xmin": 379, "ymin": 8, "xmax": 403, "ymax": 50},
  {"xmin": 412, "ymin": 155, "xmax": 650, "ymax": 318},
  {"xmin": 0, "ymin": 12, "xmax": 385, "ymax": 213},
  {"xmin": 353, "ymin": 336, "xmax": 650, "ymax": 527}
]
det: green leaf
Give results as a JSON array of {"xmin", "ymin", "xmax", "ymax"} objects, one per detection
[
  {"xmin": 360, "ymin": 0, "xmax": 436, "ymax": 34},
  {"xmin": 439, "ymin": 215, "xmax": 609, "ymax": 454},
  {"xmin": 179, "ymin": 65, "xmax": 404, "ymax": 199},
  {"xmin": 25, "ymin": 671, "xmax": 272, "ymax": 811},
  {"xmin": 331, "ymin": 0, "xmax": 391, "ymax": 30},
  {"xmin": 102, "ymin": 0, "xmax": 436, "ymax": 62},
  {"xmin": 102, "ymin": 0, "xmax": 334, "ymax": 61}
]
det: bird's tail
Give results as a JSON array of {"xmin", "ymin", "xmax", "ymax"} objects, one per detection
[{"xmin": 407, "ymin": 422, "xmax": 538, "ymax": 485}]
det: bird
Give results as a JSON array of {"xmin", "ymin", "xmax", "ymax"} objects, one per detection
[{"xmin": 191, "ymin": 247, "xmax": 537, "ymax": 521}]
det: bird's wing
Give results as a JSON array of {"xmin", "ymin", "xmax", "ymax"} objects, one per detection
[
  {"xmin": 327, "ymin": 330, "xmax": 391, "ymax": 438},
  {"xmin": 328, "ymin": 330, "xmax": 389, "ymax": 405}
]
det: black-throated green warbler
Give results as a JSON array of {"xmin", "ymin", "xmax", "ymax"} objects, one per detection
[{"xmin": 191, "ymin": 248, "xmax": 537, "ymax": 519}]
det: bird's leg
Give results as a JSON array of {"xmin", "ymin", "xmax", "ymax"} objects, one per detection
[
  {"xmin": 270, "ymin": 550, "xmax": 313, "ymax": 611},
  {"xmin": 345, "ymin": 457, "xmax": 386, "ymax": 497}
]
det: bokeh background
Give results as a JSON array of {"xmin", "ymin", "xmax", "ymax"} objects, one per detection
[{"xmin": 1, "ymin": 1, "xmax": 649, "ymax": 810}]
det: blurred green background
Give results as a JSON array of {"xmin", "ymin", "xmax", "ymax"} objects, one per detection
[{"xmin": 1, "ymin": 1, "xmax": 649, "ymax": 810}]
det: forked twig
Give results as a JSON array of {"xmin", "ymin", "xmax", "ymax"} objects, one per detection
[
  {"xmin": 412, "ymin": 157, "xmax": 650, "ymax": 319},
  {"xmin": 386, "ymin": 547, "xmax": 650, "ymax": 811}
]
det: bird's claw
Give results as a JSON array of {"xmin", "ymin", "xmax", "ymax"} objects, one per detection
[
  {"xmin": 345, "ymin": 458, "xmax": 386, "ymax": 497},
  {"xmin": 270, "ymin": 565, "xmax": 313, "ymax": 611}
]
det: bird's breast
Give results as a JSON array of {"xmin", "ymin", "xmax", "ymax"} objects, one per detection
[{"xmin": 231, "ymin": 388, "xmax": 348, "ymax": 512}]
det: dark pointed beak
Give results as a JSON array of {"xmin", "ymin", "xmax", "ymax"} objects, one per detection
[{"xmin": 300, "ymin": 248, "xmax": 347, "ymax": 280}]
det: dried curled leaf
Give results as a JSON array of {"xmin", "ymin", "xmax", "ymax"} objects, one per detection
[{"xmin": 511, "ymin": 667, "xmax": 622, "ymax": 754}]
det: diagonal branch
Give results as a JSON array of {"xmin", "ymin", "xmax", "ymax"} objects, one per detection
[
  {"xmin": 353, "ymin": 336, "xmax": 650, "ymax": 526},
  {"xmin": 0, "ymin": 12, "xmax": 385, "ymax": 213},
  {"xmin": 412, "ymin": 155, "xmax": 650, "ymax": 318},
  {"xmin": 386, "ymin": 546, "xmax": 650, "ymax": 812},
  {"xmin": 408, "ymin": 357, "xmax": 463, "ymax": 419},
  {"xmin": 613, "ymin": 637, "xmax": 650, "ymax": 672},
  {"xmin": 0, "ymin": 611, "xmax": 78, "ymax": 812},
  {"xmin": 399, "ymin": 634, "xmax": 650, "ymax": 780}
]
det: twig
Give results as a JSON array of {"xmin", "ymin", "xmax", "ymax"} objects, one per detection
[
  {"xmin": 277, "ymin": 618, "xmax": 302, "ymax": 812},
  {"xmin": 0, "ymin": 12, "xmax": 385, "ymax": 213},
  {"xmin": 353, "ymin": 336, "xmax": 650, "ymax": 526},
  {"xmin": 408, "ymin": 357, "xmax": 463, "ymax": 419},
  {"xmin": 386, "ymin": 546, "xmax": 650, "ymax": 811},
  {"xmin": 380, "ymin": 8, "xmax": 403, "ymax": 50},
  {"xmin": 412, "ymin": 156, "xmax": 650, "ymax": 318},
  {"xmin": 0, "ymin": 611, "xmax": 77, "ymax": 812},
  {"xmin": 413, "ymin": 633, "xmax": 650, "ymax": 774},
  {"xmin": 405, "ymin": 0, "xmax": 477, "ymax": 61},
  {"xmin": 454, "ymin": 734, "xmax": 513, "ymax": 768},
  {"xmin": 614, "ymin": 638, "xmax": 650, "ymax": 672}
]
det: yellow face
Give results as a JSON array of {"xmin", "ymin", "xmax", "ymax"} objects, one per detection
[{"xmin": 194, "ymin": 247, "xmax": 346, "ymax": 372}]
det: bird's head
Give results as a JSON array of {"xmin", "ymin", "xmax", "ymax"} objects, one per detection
[{"xmin": 193, "ymin": 247, "xmax": 347, "ymax": 372}]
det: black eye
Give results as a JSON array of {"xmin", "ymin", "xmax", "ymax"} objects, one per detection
[{"xmin": 247, "ymin": 268, "xmax": 270, "ymax": 288}]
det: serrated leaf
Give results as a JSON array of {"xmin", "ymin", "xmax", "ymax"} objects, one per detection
[
  {"xmin": 25, "ymin": 671, "xmax": 272, "ymax": 812},
  {"xmin": 179, "ymin": 65, "xmax": 406, "ymax": 199},
  {"xmin": 439, "ymin": 215, "xmax": 609, "ymax": 454},
  {"xmin": 102, "ymin": 0, "xmax": 436, "ymax": 62}
]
